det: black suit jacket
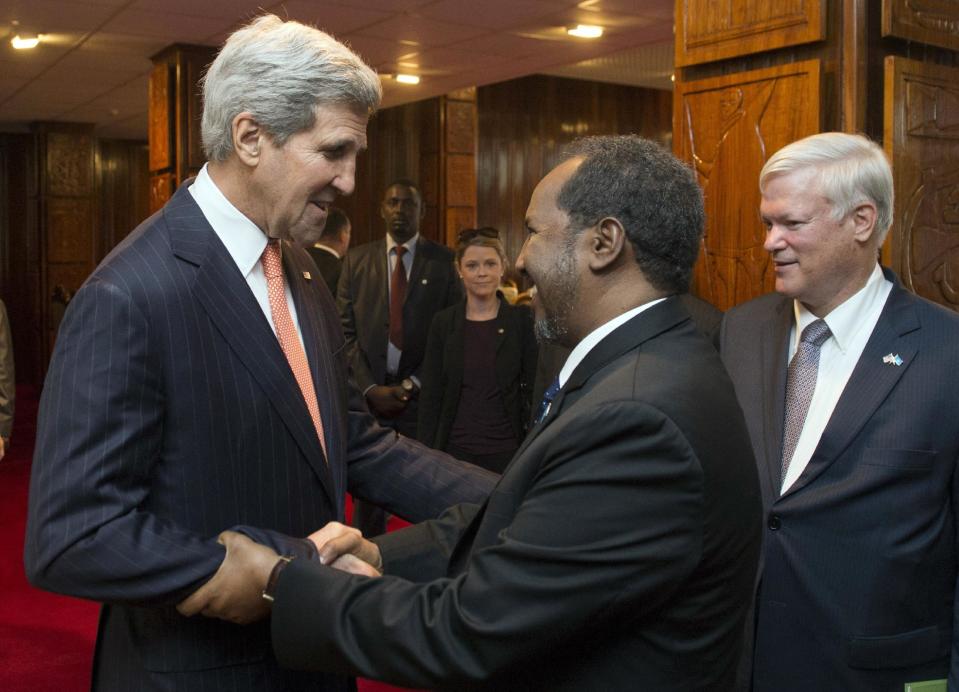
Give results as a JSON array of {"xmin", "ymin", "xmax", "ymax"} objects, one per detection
[
  {"xmin": 306, "ymin": 245, "xmax": 342, "ymax": 296},
  {"xmin": 720, "ymin": 268, "xmax": 959, "ymax": 691},
  {"xmin": 337, "ymin": 236, "xmax": 462, "ymax": 392},
  {"xmin": 271, "ymin": 297, "xmax": 762, "ymax": 690},
  {"xmin": 23, "ymin": 183, "xmax": 496, "ymax": 692},
  {"xmin": 417, "ymin": 298, "xmax": 537, "ymax": 450}
]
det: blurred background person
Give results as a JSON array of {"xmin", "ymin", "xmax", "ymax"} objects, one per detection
[
  {"xmin": 0, "ymin": 298, "xmax": 13, "ymax": 460},
  {"xmin": 418, "ymin": 227, "xmax": 537, "ymax": 473},
  {"xmin": 306, "ymin": 206, "xmax": 351, "ymax": 296}
]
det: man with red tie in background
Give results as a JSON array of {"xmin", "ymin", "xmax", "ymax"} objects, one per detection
[{"xmin": 338, "ymin": 179, "xmax": 462, "ymax": 535}]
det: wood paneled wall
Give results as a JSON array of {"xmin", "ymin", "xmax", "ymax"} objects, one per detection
[
  {"xmin": 337, "ymin": 97, "xmax": 442, "ymax": 247},
  {"xmin": 674, "ymin": 0, "xmax": 959, "ymax": 311},
  {"xmin": 98, "ymin": 140, "xmax": 150, "ymax": 256},
  {"xmin": 0, "ymin": 132, "xmax": 150, "ymax": 385},
  {"xmin": 476, "ymin": 75, "xmax": 672, "ymax": 280}
]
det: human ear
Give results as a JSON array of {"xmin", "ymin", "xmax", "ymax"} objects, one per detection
[
  {"xmin": 233, "ymin": 113, "xmax": 263, "ymax": 167},
  {"xmin": 850, "ymin": 201, "xmax": 878, "ymax": 244},
  {"xmin": 587, "ymin": 217, "xmax": 626, "ymax": 272}
]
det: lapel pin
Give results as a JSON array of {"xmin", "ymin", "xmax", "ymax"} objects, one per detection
[
  {"xmin": 302, "ymin": 271, "xmax": 312, "ymax": 281},
  {"xmin": 421, "ymin": 278, "xmax": 428, "ymax": 285},
  {"xmin": 497, "ymin": 327, "xmax": 504, "ymax": 334},
  {"xmin": 882, "ymin": 353, "xmax": 903, "ymax": 366}
]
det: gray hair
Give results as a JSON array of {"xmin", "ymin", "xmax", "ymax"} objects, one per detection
[
  {"xmin": 201, "ymin": 14, "xmax": 381, "ymax": 162},
  {"xmin": 760, "ymin": 132, "xmax": 894, "ymax": 244},
  {"xmin": 557, "ymin": 135, "xmax": 704, "ymax": 294}
]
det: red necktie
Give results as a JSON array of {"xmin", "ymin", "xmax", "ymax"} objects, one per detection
[
  {"xmin": 389, "ymin": 246, "xmax": 407, "ymax": 350},
  {"xmin": 261, "ymin": 240, "xmax": 327, "ymax": 458}
]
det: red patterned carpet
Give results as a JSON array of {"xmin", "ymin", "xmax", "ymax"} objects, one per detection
[{"xmin": 0, "ymin": 385, "xmax": 419, "ymax": 692}]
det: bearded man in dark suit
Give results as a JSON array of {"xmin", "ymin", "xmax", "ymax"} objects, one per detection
[
  {"xmin": 24, "ymin": 15, "xmax": 495, "ymax": 692},
  {"xmin": 182, "ymin": 135, "xmax": 762, "ymax": 691}
]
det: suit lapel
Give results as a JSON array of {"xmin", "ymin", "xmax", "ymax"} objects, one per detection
[
  {"xmin": 406, "ymin": 237, "xmax": 429, "ymax": 305},
  {"xmin": 284, "ymin": 246, "xmax": 339, "ymax": 504},
  {"xmin": 761, "ymin": 300, "xmax": 793, "ymax": 496},
  {"xmin": 511, "ymin": 297, "xmax": 689, "ymax": 462},
  {"xmin": 168, "ymin": 188, "xmax": 336, "ymax": 507},
  {"xmin": 784, "ymin": 282, "xmax": 920, "ymax": 497}
]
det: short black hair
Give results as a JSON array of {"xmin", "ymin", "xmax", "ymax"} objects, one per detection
[
  {"xmin": 557, "ymin": 136, "xmax": 704, "ymax": 293},
  {"xmin": 384, "ymin": 178, "xmax": 422, "ymax": 204},
  {"xmin": 320, "ymin": 207, "xmax": 349, "ymax": 240}
]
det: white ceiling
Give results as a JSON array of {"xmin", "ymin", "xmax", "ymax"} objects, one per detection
[{"xmin": 0, "ymin": 0, "xmax": 674, "ymax": 140}]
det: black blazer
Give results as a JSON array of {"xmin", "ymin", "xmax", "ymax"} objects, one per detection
[
  {"xmin": 271, "ymin": 297, "xmax": 762, "ymax": 690},
  {"xmin": 23, "ymin": 183, "xmax": 497, "ymax": 692},
  {"xmin": 306, "ymin": 245, "xmax": 342, "ymax": 296},
  {"xmin": 337, "ymin": 236, "xmax": 462, "ymax": 391},
  {"xmin": 720, "ymin": 268, "xmax": 959, "ymax": 691},
  {"xmin": 417, "ymin": 298, "xmax": 537, "ymax": 450}
]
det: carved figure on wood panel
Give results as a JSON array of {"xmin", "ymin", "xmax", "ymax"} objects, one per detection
[
  {"xmin": 685, "ymin": 81, "xmax": 775, "ymax": 309},
  {"xmin": 903, "ymin": 167, "xmax": 959, "ymax": 308}
]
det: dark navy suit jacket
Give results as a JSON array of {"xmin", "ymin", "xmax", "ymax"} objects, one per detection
[
  {"xmin": 721, "ymin": 268, "xmax": 959, "ymax": 691},
  {"xmin": 24, "ymin": 182, "xmax": 496, "ymax": 692}
]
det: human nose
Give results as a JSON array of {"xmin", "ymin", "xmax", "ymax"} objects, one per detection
[
  {"xmin": 515, "ymin": 240, "xmax": 529, "ymax": 275},
  {"xmin": 764, "ymin": 225, "xmax": 785, "ymax": 253},
  {"xmin": 332, "ymin": 156, "xmax": 357, "ymax": 197}
]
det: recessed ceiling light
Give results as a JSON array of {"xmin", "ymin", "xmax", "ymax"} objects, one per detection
[
  {"xmin": 567, "ymin": 24, "xmax": 603, "ymax": 39},
  {"xmin": 394, "ymin": 74, "xmax": 420, "ymax": 85},
  {"xmin": 12, "ymin": 32, "xmax": 41, "ymax": 50}
]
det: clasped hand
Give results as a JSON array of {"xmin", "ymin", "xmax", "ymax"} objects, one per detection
[{"xmin": 176, "ymin": 522, "xmax": 382, "ymax": 624}]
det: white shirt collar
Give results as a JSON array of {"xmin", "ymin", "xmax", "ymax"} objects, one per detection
[
  {"xmin": 793, "ymin": 263, "xmax": 886, "ymax": 354},
  {"xmin": 312, "ymin": 243, "xmax": 340, "ymax": 259},
  {"xmin": 189, "ymin": 163, "xmax": 269, "ymax": 278},
  {"xmin": 386, "ymin": 233, "xmax": 419, "ymax": 255},
  {"xmin": 558, "ymin": 297, "xmax": 668, "ymax": 387}
]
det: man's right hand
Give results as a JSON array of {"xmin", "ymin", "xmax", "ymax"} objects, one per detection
[
  {"xmin": 308, "ymin": 521, "xmax": 383, "ymax": 576},
  {"xmin": 365, "ymin": 384, "xmax": 409, "ymax": 418}
]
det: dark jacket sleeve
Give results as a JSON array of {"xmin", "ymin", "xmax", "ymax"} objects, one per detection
[{"xmin": 417, "ymin": 308, "xmax": 452, "ymax": 447}]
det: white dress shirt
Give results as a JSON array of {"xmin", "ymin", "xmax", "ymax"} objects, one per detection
[
  {"xmin": 385, "ymin": 233, "xmax": 418, "ymax": 376},
  {"xmin": 188, "ymin": 164, "xmax": 304, "ymax": 347},
  {"xmin": 781, "ymin": 264, "xmax": 892, "ymax": 492}
]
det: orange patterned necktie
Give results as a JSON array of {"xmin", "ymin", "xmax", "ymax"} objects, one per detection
[{"xmin": 261, "ymin": 239, "xmax": 327, "ymax": 459}]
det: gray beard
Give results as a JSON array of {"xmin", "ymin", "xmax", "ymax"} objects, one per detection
[{"xmin": 532, "ymin": 250, "xmax": 578, "ymax": 345}]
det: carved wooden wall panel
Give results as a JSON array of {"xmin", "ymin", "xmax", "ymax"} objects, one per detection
[
  {"xmin": 883, "ymin": 0, "xmax": 959, "ymax": 52},
  {"xmin": 47, "ymin": 198, "xmax": 93, "ymax": 263},
  {"xmin": 150, "ymin": 173, "xmax": 174, "ymax": 215},
  {"xmin": 148, "ymin": 63, "xmax": 171, "ymax": 172},
  {"xmin": 676, "ymin": 0, "xmax": 825, "ymax": 66},
  {"xmin": 884, "ymin": 57, "xmax": 959, "ymax": 311},
  {"xmin": 46, "ymin": 132, "xmax": 93, "ymax": 196},
  {"xmin": 675, "ymin": 60, "xmax": 821, "ymax": 310}
]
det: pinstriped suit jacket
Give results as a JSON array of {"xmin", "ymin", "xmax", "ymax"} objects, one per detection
[
  {"xmin": 720, "ymin": 268, "xmax": 959, "ymax": 691},
  {"xmin": 24, "ymin": 182, "xmax": 496, "ymax": 692}
]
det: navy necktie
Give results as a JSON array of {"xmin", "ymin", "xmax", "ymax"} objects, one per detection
[{"xmin": 534, "ymin": 377, "xmax": 561, "ymax": 424}]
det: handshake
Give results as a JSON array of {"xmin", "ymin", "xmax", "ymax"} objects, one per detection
[{"xmin": 176, "ymin": 522, "xmax": 382, "ymax": 625}]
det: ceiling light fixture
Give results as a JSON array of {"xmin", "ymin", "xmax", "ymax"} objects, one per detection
[
  {"xmin": 11, "ymin": 31, "xmax": 40, "ymax": 49},
  {"xmin": 567, "ymin": 24, "xmax": 603, "ymax": 39},
  {"xmin": 394, "ymin": 73, "xmax": 420, "ymax": 85}
]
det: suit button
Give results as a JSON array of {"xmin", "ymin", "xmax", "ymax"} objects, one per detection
[{"xmin": 768, "ymin": 514, "xmax": 782, "ymax": 531}]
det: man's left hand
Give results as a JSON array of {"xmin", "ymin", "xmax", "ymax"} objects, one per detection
[{"xmin": 177, "ymin": 530, "xmax": 279, "ymax": 625}]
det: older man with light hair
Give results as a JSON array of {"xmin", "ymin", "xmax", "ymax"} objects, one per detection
[
  {"xmin": 25, "ymin": 15, "xmax": 495, "ymax": 692},
  {"xmin": 721, "ymin": 132, "xmax": 959, "ymax": 691}
]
